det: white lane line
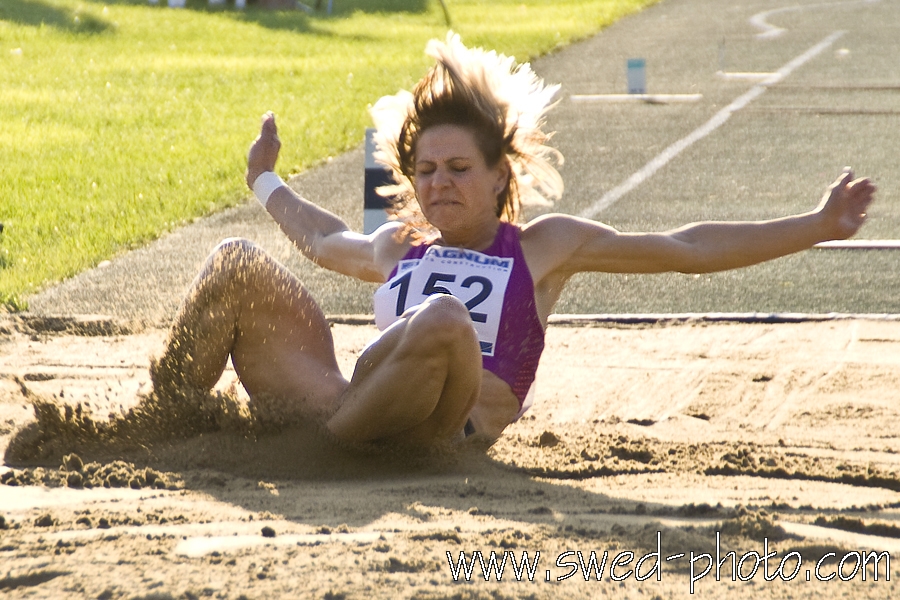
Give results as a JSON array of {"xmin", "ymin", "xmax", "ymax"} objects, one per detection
[
  {"xmin": 814, "ymin": 240, "xmax": 900, "ymax": 249},
  {"xmin": 715, "ymin": 71, "xmax": 779, "ymax": 82},
  {"xmin": 750, "ymin": 0, "xmax": 881, "ymax": 39},
  {"xmin": 571, "ymin": 93, "xmax": 703, "ymax": 104},
  {"xmin": 578, "ymin": 30, "xmax": 846, "ymax": 220},
  {"xmin": 751, "ymin": 5, "xmax": 808, "ymax": 39}
]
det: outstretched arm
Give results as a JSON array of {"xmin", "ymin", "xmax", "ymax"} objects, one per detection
[
  {"xmin": 527, "ymin": 169, "xmax": 877, "ymax": 278},
  {"xmin": 246, "ymin": 112, "xmax": 403, "ymax": 282}
]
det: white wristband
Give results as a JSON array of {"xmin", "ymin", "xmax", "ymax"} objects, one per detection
[{"xmin": 252, "ymin": 171, "xmax": 286, "ymax": 209}]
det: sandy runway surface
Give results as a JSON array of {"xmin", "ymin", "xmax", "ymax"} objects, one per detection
[{"xmin": 3, "ymin": 317, "xmax": 900, "ymax": 599}]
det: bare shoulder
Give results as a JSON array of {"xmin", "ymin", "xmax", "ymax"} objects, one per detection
[
  {"xmin": 520, "ymin": 213, "xmax": 615, "ymax": 243},
  {"xmin": 370, "ymin": 221, "xmax": 415, "ymax": 279},
  {"xmin": 519, "ymin": 213, "xmax": 618, "ymax": 278},
  {"xmin": 318, "ymin": 221, "xmax": 411, "ymax": 283},
  {"xmin": 519, "ymin": 213, "xmax": 567, "ymax": 252}
]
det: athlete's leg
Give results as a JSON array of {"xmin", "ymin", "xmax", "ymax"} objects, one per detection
[
  {"xmin": 326, "ymin": 294, "xmax": 483, "ymax": 446},
  {"xmin": 150, "ymin": 238, "xmax": 347, "ymax": 424}
]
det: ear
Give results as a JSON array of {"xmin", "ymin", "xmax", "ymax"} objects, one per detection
[
  {"xmin": 492, "ymin": 159, "xmax": 512, "ymax": 218},
  {"xmin": 492, "ymin": 159, "xmax": 511, "ymax": 195}
]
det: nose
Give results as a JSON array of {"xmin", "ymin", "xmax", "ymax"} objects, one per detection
[{"xmin": 431, "ymin": 166, "xmax": 451, "ymax": 188}]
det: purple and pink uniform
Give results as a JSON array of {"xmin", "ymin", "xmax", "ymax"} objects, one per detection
[{"xmin": 373, "ymin": 222, "xmax": 545, "ymax": 417}]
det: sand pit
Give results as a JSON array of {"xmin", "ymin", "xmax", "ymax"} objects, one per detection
[{"xmin": 3, "ymin": 316, "xmax": 900, "ymax": 598}]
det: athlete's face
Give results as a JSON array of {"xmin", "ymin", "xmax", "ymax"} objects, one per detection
[{"xmin": 414, "ymin": 125, "xmax": 508, "ymax": 238}]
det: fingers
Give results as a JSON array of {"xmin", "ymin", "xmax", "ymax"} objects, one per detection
[
  {"xmin": 845, "ymin": 172, "xmax": 876, "ymax": 199},
  {"xmin": 829, "ymin": 168, "xmax": 877, "ymax": 204},
  {"xmin": 261, "ymin": 111, "xmax": 278, "ymax": 136},
  {"xmin": 830, "ymin": 167, "xmax": 853, "ymax": 191},
  {"xmin": 252, "ymin": 111, "xmax": 281, "ymax": 155},
  {"xmin": 258, "ymin": 112, "xmax": 280, "ymax": 148},
  {"xmin": 841, "ymin": 176, "xmax": 876, "ymax": 233},
  {"xmin": 246, "ymin": 112, "xmax": 281, "ymax": 189},
  {"xmin": 848, "ymin": 176, "xmax": 876, "ymax": 193},
  {"xmin": 849, "ymin": 178, "xmax": 877, "ymax": 215}
]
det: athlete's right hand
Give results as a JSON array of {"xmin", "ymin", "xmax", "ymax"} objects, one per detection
[{"xmin": 246, "ymin": 111, "xmax": 281, "ymax": 189}]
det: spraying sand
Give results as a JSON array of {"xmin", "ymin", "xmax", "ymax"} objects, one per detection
[{"xmin": 3, "ymin": 316, "xmax": 900, "ymax": 598}]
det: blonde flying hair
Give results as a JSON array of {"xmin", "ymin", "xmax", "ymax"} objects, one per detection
[{"xmin": 369, "ymin": 32, "xmax": 563, "ymax": 236}]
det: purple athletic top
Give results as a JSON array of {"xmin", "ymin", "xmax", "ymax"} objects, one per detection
[{"xmin": 376, "ymin": 222, "xmax": 545, "ymax": 411}]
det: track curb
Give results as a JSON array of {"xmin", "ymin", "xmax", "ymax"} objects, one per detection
[{"xmin": 5, "ymin": 312, "xmax": 900, "ymax": 337}]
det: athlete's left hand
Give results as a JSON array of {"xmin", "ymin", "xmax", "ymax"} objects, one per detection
[{"xmin": 816, "ymin": 168, "xmax": 876, "ymax": 241}]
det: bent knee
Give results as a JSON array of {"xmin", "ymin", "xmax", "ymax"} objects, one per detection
[
  {"xmin": 193, "ymin": 238, "xmax": 301, "ymax": 301},
  {"xmin": 407, "ymin": 294, "xmax": 478, "ymax": 348},
  {"xmin": 210, "ymin": 238, "xmax": 263, "ymax": 263},
  {"xmin": 205, "ymin": 238, "xmax": 281, "ymax": 278}
]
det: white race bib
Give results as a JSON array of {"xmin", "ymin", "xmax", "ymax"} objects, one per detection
[{"xmin": 374, "ymin": 246, "xmax": 514, "ymax": 356}]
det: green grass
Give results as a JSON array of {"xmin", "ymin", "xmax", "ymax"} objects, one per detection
[{"xmin": 0, "ymin": 0, "xmax": 658, "ymax": 310}]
